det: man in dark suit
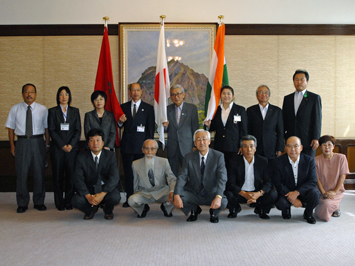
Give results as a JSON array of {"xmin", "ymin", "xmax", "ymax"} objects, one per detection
[
  {"xmin": 272, "ymin": 136, "xmax": 320, "ymax": 224},
  {"xmin": 247, "ymin": 85, "xmax": 284, "ymax": 159},
  {"xmin": 48, "ymin": 86, "xmax": 81, "ymax": 211},
  {"xmin": 118, "ymin": 83, "xmax": 155, "ymax": 207},
  {"xmin": 162, "ymin": 84, "xmax": 199, "ymax": 176},
  {"xmin": 72, "ymin": 129, "xmax": 121, "ymax": 220},
  {"xmin": 174, "ymin": 129, "xmax": 228, "ymax": 223},
  {"xmin": 282, "ymin": 69, "xmax": 322, "ymax": 157},
  {"xmin": 225, "ymin": 135, "xmax": 277, "ymax": 219}
]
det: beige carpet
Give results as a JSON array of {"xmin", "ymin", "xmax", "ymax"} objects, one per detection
[{"xmin": 1, "ymin": 191, "xmax": 355, "ymax": 266}]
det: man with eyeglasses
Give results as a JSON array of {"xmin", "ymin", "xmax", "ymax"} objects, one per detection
[
  {"xmin": 282, "ymin": 69, "xmax": 322, "ymax": 157},
  {"xmin": 163, "ymin": 84, "xmax": 199, "ymax": 176},
  {"xmin": 174, "ymin": 129, "xmax": 228, "ymax": 223},
  {"xmin": 118, "ymin": 83, "xmax": 155, "ymax": 207},
  {"xmin": 128, "ymin": 139, "xmax": 176, "ymax": 218},
  {"xmin": 271, "ymin": 136, "xmax": 320, "ymax": 224},
  {"xmin": 247, "ymin": 85, "xmax": 284, "ymax": 159}
]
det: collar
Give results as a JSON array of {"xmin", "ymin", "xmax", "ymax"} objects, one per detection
[
  {"xmin": 175, "ymin": 101, "xmax": 184, "ymax": 109},
  {"xmin": 259, "ymin": 103, "xmax": 269, "ymax": 111},
  {"xmin": 91, "ymin": 150, "xmax": 103, "ymax": 161},
  {"xmin": 288, "ymin": 155, "xmax": 300, "ymax": 165},
  {"xmin": 220, "ymin": 101, "xmax": 233, "ymax": 111},
  {"xmin": 132, "ymin": 99, "xmax": 141, "ymax": 107},
  {"xmin": 243, "ymin": 155, "xmax": 255, "ymax": 165},
  {"xmin": 295, "ymin": 89, "xmax": 307, "ymax": 97}
]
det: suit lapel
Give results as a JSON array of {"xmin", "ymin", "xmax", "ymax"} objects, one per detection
[
  {"xmin": 169, "ymin": 105, "xmax": 178, "ymax": 129},
  {"xmin": 193, "ymin": 152, "xmax": 201, "ymax": 182},
  {"xmin": 264, "ymin": 105, "xmax": 272, "ymax": 121},
  {"xmin": 238, "ymin": 157, "xmax": 246, "ymax": 186},
  {"xmin": 86, "ymin": 151, "xmax": 97, "ymax": 176},
  {"xmin": 56, "ymin": 106, "xmax": 65, "ymax": 123},
  {"xmin": 297, "ymin": 154, "xmax": 306, "ymax": 186},
  {"xmin": 225, "ymin": 103, "xmax": 236, "ymax": 127},
  {"xmin": 139, "ymin": 158, "xmax": 152, "ymax": 188},
  {"xmin": 178, "ymin": 103, "xmax": 187, "ymax": 127}
]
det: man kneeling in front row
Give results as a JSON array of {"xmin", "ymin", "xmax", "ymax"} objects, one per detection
[
  {"xmin": 225, "ymin": 135, "xmax": 277, "ymax": 219},
  {"xmin": 174, "ymin": 129, "xmax": 228, "ymax": 223},
  {"xmin": 128, "ymin": 139, "xmax": 176, "ymax": 218},
  {"xmin": 72, "ymin": 129, "xmax": 121, "ymax": 220}
]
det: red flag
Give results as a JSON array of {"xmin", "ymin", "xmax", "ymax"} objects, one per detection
[
  {"xmin": 154, "ymin": 23, "xmax": 170, "ymax": 149},
  {"xmin": 94, "ymin": 25, "xmax": 124, "ymax": 147}
]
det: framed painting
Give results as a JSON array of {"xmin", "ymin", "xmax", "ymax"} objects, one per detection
[{"xmin": 119, "ymin": 23, "xmax": 216, "ymax": 125}]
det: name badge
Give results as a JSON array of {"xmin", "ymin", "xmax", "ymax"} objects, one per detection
[
  {"xmin": 234, "ymin": 115, "xmax": 241, "ymax": 123},
  {"xmin": 137, "ymin": 125, "xmax": 145, "ymax": 132},
  {"xmin": 61, "ymin": 123, "xmax": 69, "ymax": 131}
]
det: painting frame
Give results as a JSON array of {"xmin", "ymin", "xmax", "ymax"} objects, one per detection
[{"xmin": 118, "ymin": 23, "xmax": 217, "ymax": 108}]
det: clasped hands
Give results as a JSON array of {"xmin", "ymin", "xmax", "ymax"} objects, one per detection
[
  {"xmin": 85, "ymin": 192, "xmax": 107, "ymax": 207},
  {"xmin": 323, "ymin": 191, "xmax": 336, "ymax": 199},
  {"xmin": 173, "ymin": 194, "xmax": 221, "ymax": 209},
  {"xmin": 286, "ymin": 191, "xmax": 302, "ymax": 208}
]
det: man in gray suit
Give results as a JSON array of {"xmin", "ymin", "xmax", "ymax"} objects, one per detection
[
  {"xmin": 174, "ymin": 129, "xmax": 228, "ymax": 223},
  {"xmin": 128, "ymin": 139, "xmax": 176, "ymax": 218},
  {"xmin": 163, "ymin": 84, "xmax": 199, "ymax": 176}
]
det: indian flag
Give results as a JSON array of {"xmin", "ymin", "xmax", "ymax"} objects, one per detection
[{"xmin": 205, "ymin": 24, "xmax": 229, "ymax": 120}]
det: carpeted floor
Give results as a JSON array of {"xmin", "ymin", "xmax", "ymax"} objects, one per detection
[{"xmin": 1, "ymin": 191, "xmax": 355, "ymax": 266}]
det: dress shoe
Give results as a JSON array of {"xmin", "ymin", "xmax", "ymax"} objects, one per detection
[
  {"xmin": 122, "ymin": 201, "xmax": 130, "ymax": 208},
  {"xmin": 65, "ymin": 205, "xmax": 73, "ymax": 210},
  {"xmin": 34, "ymin": 204, "xmax": 47, "ymax": 211},
  {"xmin": 227, "ymin": 205, "xmax": 242, "ymax": 218},
  {"xmin": 303, "ymin": 212, "xmax": 316, "ymax": 224},
  {"xmin": 137, "ymin": 204, "xmax": 150, "ymax": 218},
  {"xmin": 209, "ymin": 209, "xmax": 219, "ymax": 223},
  {"xmin": 258, "ymin": 208, "xmax": 270, "ymax": 220},
  {"xmin": 282, "ymin": 207, "xmax": 291, "ymax": 219},
  {"xmin": 104, "ymin": 213, "xmax": 114, "ymax": 220},
  {"xmin": 160, "ymin": 203, "xmax": 173, "ymax": 217},
  {"xmin": 57, "ymin": 206, "xmax": 65, "ymax": 211},
  {"xmin": 83, "ymin": 205, "xmax": 99, "ymax": 220},
  {"xmin": 186, "ymin": 206, "xmax": 202, "ymax": 222},
  {"xmin": 17, "ymin": 206, "xmax": 28, "ymax": 213}
]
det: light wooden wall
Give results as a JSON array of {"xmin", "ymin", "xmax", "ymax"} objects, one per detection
[{"xmin": 1, "ymin": 34, "xmax": 355, "ymax": 140}]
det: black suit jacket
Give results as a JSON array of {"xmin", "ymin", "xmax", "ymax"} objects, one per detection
[
  {"xmin": 247, "ymin": 103, "xmax": 284, "ymax": 158},
  {"xmin": 226, "ymin": 154, "xmax": 273, "ymax": 196},
  {"xmin": 74, "ymin": 149, "xmax": 119, "ymax": 196},
  {"xmin": 84, "ymin": 110, "xmax": 116, "ymax": 150},
  {"xmin": 174, "ymin": 149, "xmax": 227, "ymax": 197},
  {"xmin": 48, "ymin": 105, "xmax": 81, "ymax": 152},
  {"xmin": 209, "ymin": 103, "xmax": 248, "ymax": 152},
  {"xmin": 271, "ymin": 153, "xmax": 317, "ymax": 197},
  {"xmin": 119, "ymin": 100, "xmax": 155, "ymax": 154},
  {"xmin": 282, "ymin": 91, "xmax": 322, "ymax": 149}
]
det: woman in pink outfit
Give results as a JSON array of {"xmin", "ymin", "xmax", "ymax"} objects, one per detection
[{"xmin": 315, "ymin": 135, "xmax": 350, "ymax": 221}]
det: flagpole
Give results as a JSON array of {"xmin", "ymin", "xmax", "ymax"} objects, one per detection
[
  {"xmin": 103, "ymin": 16, "xmax": 109, "ymax": 28},
  {"xmin": 160, "ymin": 15, "xmax": 166, "ymax": 26},
  {"xmin": 218, "ymin": 15, "xmax": 224, "ymax": 25}
]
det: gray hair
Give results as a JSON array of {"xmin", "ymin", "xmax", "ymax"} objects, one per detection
[
  {"xmin": 193, "ymin": 129, "xmax": 211, "ymax": 142},
  {"xmin": 142, "ymin": 139, "xmax": 159, "ymax": 149},
  {"xmin": 170, "ymin": 84, "xmax": 185, "ymax": 93},
  {"xmin": 240, "ymin": 135, "xmax": 257, "ymax": 148},
  {"xmin": 256, "ymin": 85, "xmax": 271, "ymax": 97}
]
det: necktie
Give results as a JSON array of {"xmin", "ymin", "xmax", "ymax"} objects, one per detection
[
  {"xmin": 26, "ymin": 105, "xmax": 33, "ymax": 137},
  {"xmin": 133, "ymin": 104, "xmax": 137, "ymax": 119},
  {"xmin": 148, "ymin": 168, "xmax": 155, "ymax": 186},
  {"xmin": 200, "ymin": 157, "xmax": 207, "ymax": 196},
  {"xmin": 94, "ymin": 156, "xmax": 102, "ymax": 193},
  {"xmin": 176, "ymin": 106, "xmax": 181, "ymax": 124}
]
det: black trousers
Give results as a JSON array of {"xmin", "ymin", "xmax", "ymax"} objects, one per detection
[
  {"xmin": 275, "ymin": 188, "xmax": 320, "ymax": 217},
  {"xmin": 121, "ymin": 152, "xmax": 144, "ymax": 198},
  {"xmin": 50, "ymin": 148, "xmax": 77, "ymax": 209},
  {"xmin": 15, "ymin": 137, "xmax": 46, "ymax": 207},
  {"xmin": 225, "ymin": 189, "xmax": 277, "ymax": 213},
  {"xmin": 72, "ymin": 187, "xmax": 121, "ymax": 215}
]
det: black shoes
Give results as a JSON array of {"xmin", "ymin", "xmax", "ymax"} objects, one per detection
[
  {"xmin": 104, "ymin": 213, "xmax": 114, "ymax": 220},
  {"xmin": 187, "ymin": 206, "xmax": 202, "ymax": 222},
  {"xmin": 122, "ymin": 201, "xmax": 130, "ymax": 208},
  {"xmin": 34, "ymin": 204, "xmax": 47, "ymax": 211},
  {"xmin": 65, "ymin": 205, "xmax": 73, "ymax": 210},
  {"xmin": 137, "ymin": 204, "xmax": 150, "ymax": 218},
  {"xmin": 258, "ymin": 208, "xmax": 270, "ymax": 220},
  {"xmin": 83, "ymin": 205, "xmax": 99, "ymax": 220},
  {"xmin": 282, "ymin": 207, "xmax": 291, "ymax": 219},
  {"xmin": 227, "ymin": 205, "xmax": 242, "ymax": 218},
  {"xmin": 160, "ymin": 203, "xmax": 173, "ymax": 217},
  {"xmin": 303, "ymin": 212, "xmax": 316, "ymax": 224},
  {"xmin": 17, "ymin": 206, "xmax": 28, "ymax": 213},
  {"xmin": 209, "ymin": 209, "xmax": 219, "ymax": 223}
]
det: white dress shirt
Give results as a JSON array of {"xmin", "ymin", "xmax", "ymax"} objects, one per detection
[
  {"xmin": 221, "ymin": 102, "xmax": 233, "ymax": 126},
  {"xmin": 131, "ymin": 99, "xmax": 141, "ymax": 116},
  {"xmin": 294, "ymin": 90, "xmax": 306, "ymax": 115},
  {"xmin": 241, "ymin": 156, "xmax": 255, "ymax": 191},
  {"xmin": 259, "ymin": 103, "xmax": 269, "ymax": 120},
  {"xmin": 288, "ymin": 155, "xmax": 300, "ymax": 186},
  {"xmin": 5, "ymin": 101, "xmax": 48, "ymax": 136}
]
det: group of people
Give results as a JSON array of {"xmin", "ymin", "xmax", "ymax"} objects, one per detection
[{"xmin": 5, "ymin": 69, "xmax": 349, "ymax": 224}]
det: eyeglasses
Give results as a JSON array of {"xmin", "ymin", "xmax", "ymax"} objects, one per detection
[
  {"xmin": 171, "ymin": 92, "xmax": 183, "ymax": 97},
  {"xmin": 257, "ymin": 91, "xmax": 269, "ymax": 95},
  {"xmin": 286, "ymin": 144, "xmax": 301, "ymax": 149},
  {"xmin": 143, "ymin": 147, "xmax": 157, "ymax": 151}
]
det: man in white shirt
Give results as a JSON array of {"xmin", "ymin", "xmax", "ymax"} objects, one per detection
[
  {"xmin": 272, "ymin": 136, "xmax": 320, "ymax": 224},
  {"xmin": 225, "ymin": 135, "xmax": 277, "ymax": 220},
  {"xmin": 5, "ymin": 83, "xmax": 50, "ymax": 213},
  {"xmin": 128, "ymin": 139, "xmax": 176, "ymax": 218}
]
